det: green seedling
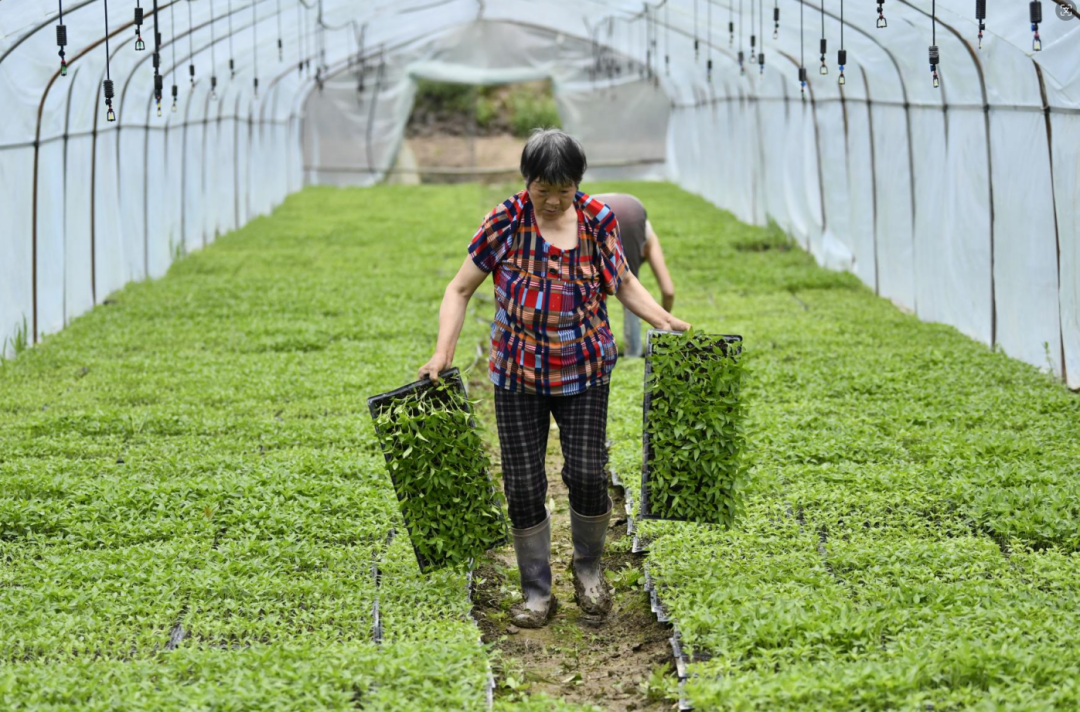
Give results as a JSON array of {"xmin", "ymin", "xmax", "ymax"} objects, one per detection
[{"xmin": 644, "ymin": 328, "xmax": 748, "ymax": 524}]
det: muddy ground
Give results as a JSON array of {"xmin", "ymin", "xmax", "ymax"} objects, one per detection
[{"xmin": 467, "ymin": 370, "xmax": 677, "ymax": 712}]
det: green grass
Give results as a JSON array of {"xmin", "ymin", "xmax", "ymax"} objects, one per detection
[{"xmin": 2, "ymin": 181, "xmax": 1079, "ymax": 709}]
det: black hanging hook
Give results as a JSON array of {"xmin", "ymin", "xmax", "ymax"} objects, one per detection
[
  {"xmin": 102, "ymin": 0, "xmax": 116, "ymax": 121},
  {"xmin": 750, "ymin": 0, "xmax": 757, "ymax": 63},
  {"xmin": 56, "ymin": 1, "xmax": 68, "ymax": 76},
  {"xmin": 838, "ymin": 0, "xmax": 846, "ymax": 84},
  {"xmin": 1030, "ymin": 1, "xmax": 1043, "ymax": 51},
  {"xmin": 819, "ymin": 0, "xmax": 827, "ymax": 75},
  {"xmin": 975, "ymin": 0, "xmax": 986, "ymax": 50},
  {"xmin": 930, "ymin": 0, "xmax": 940, "ymax": 87},
  {"xmin": 134, "ymin": 2, "xmax": 146, "ymax": 51}
]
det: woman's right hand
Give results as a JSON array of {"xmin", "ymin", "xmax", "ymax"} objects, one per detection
[{"xmin": 417, "ymin": 352, "xmax": 452, "ymax": 383}]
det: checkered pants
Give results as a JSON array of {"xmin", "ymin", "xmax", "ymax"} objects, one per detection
[{"xmin": 494, "ymin": 383, "xmax": 611, "ymax": 530}]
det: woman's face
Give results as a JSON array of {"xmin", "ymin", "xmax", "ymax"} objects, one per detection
[{"xmin": 527, "ymin": 179, "xmax": 577, "ymax": 220}]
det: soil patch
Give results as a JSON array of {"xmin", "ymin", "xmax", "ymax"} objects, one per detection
[{"xmin": 467, "ymin": 371, "xmax": 676, "ymax": 712}]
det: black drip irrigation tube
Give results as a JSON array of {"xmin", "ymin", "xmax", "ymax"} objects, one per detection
[
  {"xmin": 606, "ymin": 442, "xmax": 700, "ymax": 712},
  {"xmin": 371, "ymin": 528, "xmax": 396, "ymax": 645},
  {"xmin": 465, "ymin": 564, "xmax": 497, "ymax": 710}
]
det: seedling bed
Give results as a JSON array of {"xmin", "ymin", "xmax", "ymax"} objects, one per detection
[
  {"xmin": 368, "ymin": 368, "xmax": 508, "ymax": 573},
  {"xmin": 640, "ymin": 329, "xmax": 744, "ymax": 523}
]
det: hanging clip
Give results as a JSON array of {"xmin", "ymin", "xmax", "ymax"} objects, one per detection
[
  {"xmin": 171, "ymin": 84, "xmax": 178, "ymax": 113},
  {"xmin": 1030, "ymin": 1, "xmax": 1043, "ymax": 51},
  {"xmin": 154, "ymin": 74, "xmax": 163, "ymax": 116},
  {"xmin": 820, "ymin": 38, "xmax": 828, "ymax": 75},
  {"xmin": 759, "ymin": 50, "xmax": 766, "ymax": 75},
  {"xmin": 877, "ymin": 0, "xmax": 887, "ymax": 28},
  {"xmin": 695, "ymin": 38, "xmax": 700, "ymax": 62},
  {"xmin": 738, "ymin": 50, "xmax": 745, "ymax": 76},
  {"xmin": 278, "ymin": 38, "xmax": 284, "ymax": 62},
  {"xmin": 773, "ymin": 6, "xmax": 780, "ymax": 39},
  {"xmin": 929, "ymin": 45, "xmax": 940, "ymax": 88},
  {"xmin": 799, "ymin": 67, "xmax": 807, "ymax": 98},
  {"xmin": 707, "ymin": 58, "xmax": 713, "ymax": 83},
  {"xmin": 751, "ymin": 35, "xmax": 757, "ymax": 64},
  {"xmin": 211, "ymin": 75, "xmax": 218, "ymax": 100},
  {"xmin": 729, "ymin": 22, "xmax": 735, "ymax": 48},
  {"xmin": 189, "ymin": 63, "xmax": 196, "ymax": 89},
  {"xmin": 837, "ymin": 49, "xmax": 847, "ymax": 85}
]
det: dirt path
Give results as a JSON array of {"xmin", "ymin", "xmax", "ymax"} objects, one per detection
[{"xmin": 467, "ymin": 371, "xmax": 676, "ymax": 712}]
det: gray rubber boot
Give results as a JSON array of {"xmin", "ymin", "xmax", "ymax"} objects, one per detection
[
  {"xmin": 509, "ymin": 513, "xmax": 557, "ymax": 628},
  {"xmin": 570, "ymin": 497, "xmax": 613, "ymax": 616}
]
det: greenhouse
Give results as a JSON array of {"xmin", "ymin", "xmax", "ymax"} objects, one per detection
[{"xmin": 1, "ymin": 1, "xmax": 1079, "ymax": 710}]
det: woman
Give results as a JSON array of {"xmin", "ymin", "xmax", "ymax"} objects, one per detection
[{"xmin": 418, "ymin": 129, "xmax": 690, "ymax": 628}]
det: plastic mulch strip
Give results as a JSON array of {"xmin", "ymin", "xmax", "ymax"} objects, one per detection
[
  {"xmin": 368, "ymin": 368, "xmax": 508, "ymax": 573},
  {"xmin": 639, "ymin": 329, "xmax": 744, "ymax": 523}
]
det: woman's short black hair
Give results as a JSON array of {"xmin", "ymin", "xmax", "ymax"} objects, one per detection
[{"xmin": 520, "ymin": 128, "xmax": 587, "ymax": 188}]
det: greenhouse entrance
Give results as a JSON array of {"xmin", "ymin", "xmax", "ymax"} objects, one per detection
[{"xmin": 393, "ymin": 79, "xmax": 562, "ymax": 184}]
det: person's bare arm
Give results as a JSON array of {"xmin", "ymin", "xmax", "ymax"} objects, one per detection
[
  {"xmin": 615, "ymin": 272, "xmax": 690, "ymax": 332},
  {"xmin": 642, "ymin": 220, "xmax": 675, "ymax": 313},
  {"xmin": 417, "ymin": 258, "xmax": 489, "ymax": 382}
]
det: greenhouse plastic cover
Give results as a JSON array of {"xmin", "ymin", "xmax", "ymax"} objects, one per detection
[{"xmin": 1, "ymin": 1, "xmax": 1078, "ymax": 388}]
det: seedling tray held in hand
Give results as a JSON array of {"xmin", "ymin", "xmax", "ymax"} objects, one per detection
[
  {"xmin": 368, "ymin": 368, "xmax": 508, "ymax": 573},
  {"xmin": 640, "ymin": 329, "xmax": 744, "ymax": 523}
]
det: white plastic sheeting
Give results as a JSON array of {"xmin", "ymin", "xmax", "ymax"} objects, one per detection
[{"xmin": 1, "ymin": 1, "xmax": 1078, "ymax": 389}]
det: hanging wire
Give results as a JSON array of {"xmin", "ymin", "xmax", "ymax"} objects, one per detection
[
  {"xmin": 729, "ymin": 0, "xmax": 735, "ymax": 47},
  {"xmin": 170, "ymin": 1, "xmax": 179, "ymax": 111},
  {"xmin": 750, "ymin": 0, "xmax": 756, "ymax": 64},
  {"xmin": 135, "ymin": 1, "xmax": 146, "ymax": 50},
  {"xmin": 102, "ymin": 0, "xmax": 116, "ymax": 121},
  {"xmin": 1030, "ymin": 1, "xmax": 1043, "ymax": 52},
  {"xmin": 819, "ymin": 0, "xmax": 828, "ymax": 74},
  {"xmin": 799, "ymin": 0, "xmax": 807, "ymax": 97},
  {"xmin": 707, "ymin": 0, "xmax": 713, "ymax": 81},
  {"xmin": 297, "ymin": 0, "xmax": 304, "ymax": 74},
  {"xmin": 838, "ymin": 0, "xmax": 846, "ymax": 84},
  {"xmin": 210, "ymin": 0, "xmax": 218, "ymax": 99},
  {"xmin": 694, "ymin": 0, "xmax": 699, "ymax": 61},
  {"xmin": 187, "ymin": 0, "xmax": 195, "ymax": 88},
  {"xmin": 975, "ymin": 0, "xmax": 986, "ymax": 50},
  {"xmin": 253, "ymin": 0, "xmax": 260, "ymax": 97},
  {"xmin": 229, "ymin": 0, "xmax": 236, "ymax": 77},
  {"xmin": 759, "ymin": 0, "xmax": 765, "ymax": 73},
  {"xmin": 57, "ymin": 0, "xmax": 69, "ymax": 76},
  {"xmin": 152, "ymin": 0, "xmax": 163, "ymax": 115},
  {"xmin": 665, "ymin": 0, "xmax": 670, "ymax": 74},
  {"xmin": 277, "ymin": 0, "xmax": 283, "ymax": 60},
  {"xmin": 739, "ymin": 0, "xmax": 745, "ymax": 75},
  {"xmin": 929, "ymin": 0, "xmax": 940, "ymax": 87}
]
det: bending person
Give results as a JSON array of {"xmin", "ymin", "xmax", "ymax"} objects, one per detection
[
  {"xmin": 418, "ymin": 129, "xmax": 689, "ymax": 628},
  {"xmin": 591, "ymin": 193, "xmax": 675, "ymax": 357}
]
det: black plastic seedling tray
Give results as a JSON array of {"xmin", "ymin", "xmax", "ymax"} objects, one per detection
[
  {"xmin": 367, "ymin": 368, "xmax": 508, "ymax": 573},
  {"xmin": 639, "ymin": 330, "xmax": 743, "ymax": 522}
]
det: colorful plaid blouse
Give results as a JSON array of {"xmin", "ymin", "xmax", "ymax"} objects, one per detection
[{"xmin": 468, "ymin": 190, "xmax": 629, "ymax": 396}]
